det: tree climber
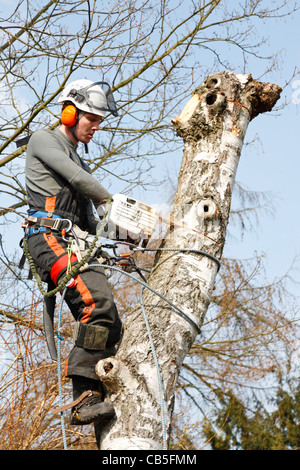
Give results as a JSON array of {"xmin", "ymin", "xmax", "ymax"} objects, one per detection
[{"xmin": 23, "ymin": 79, "xmax": 122, "ymax": 432}]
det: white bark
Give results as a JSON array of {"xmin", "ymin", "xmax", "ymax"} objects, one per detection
[{"xmin": 96, "ymin": 71, "xmax": 282, "ymax": 450}]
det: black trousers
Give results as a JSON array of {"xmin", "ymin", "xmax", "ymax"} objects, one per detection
[{"xmin": 27, "ymin": 230, "xmax": 122, "ymax": 380}]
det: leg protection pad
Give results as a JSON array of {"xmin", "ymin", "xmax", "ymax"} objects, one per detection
[{"xmin": 73, "ymin": 322, "xmax": 109, "ymax": 350}]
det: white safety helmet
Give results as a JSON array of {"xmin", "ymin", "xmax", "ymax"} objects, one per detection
[{"xmin": 58, "ymin": 79, "xmax": 118, "ymax": 117}]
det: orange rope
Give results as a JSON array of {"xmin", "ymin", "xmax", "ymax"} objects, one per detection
[{"xmin": 224, "ymin": 97, "xmax": 251, "ymax": 116}]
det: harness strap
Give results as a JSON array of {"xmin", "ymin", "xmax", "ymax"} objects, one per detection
[{"xmin": 22, "ymin": 215, "xmax": 72, "ymax": 232}]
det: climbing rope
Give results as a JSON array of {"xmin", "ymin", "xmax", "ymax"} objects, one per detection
[
  {"xmin": 21, "ymin": 195, "xmax": 221, "ymax": 449},
  {"xmin": 139, "ymin": 286, "xmax": 167, "ymax": 450},
  {"xmin": 53, "ymin": 245, "xmax": 219, "ymax": 449},
  {"xmin": 87, "ymin": 252, "xmax": 219, "ymax": 450},
  {"xmin": 56, "ymin": 241, "xmax": 75, "ymax": 450},
  {"xmin": 57, "ymin": 287, "xmax": 68, "ymax": 450}
]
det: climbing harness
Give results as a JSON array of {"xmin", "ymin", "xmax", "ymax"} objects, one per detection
[{"xmin": 20, "ymin": 195, "xmax": 221, "ymax": 449}]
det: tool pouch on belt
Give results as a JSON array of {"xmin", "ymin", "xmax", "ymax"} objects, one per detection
[{"xmin": 73, "ymin": 322, "xmax": 109, "ymax": 350}]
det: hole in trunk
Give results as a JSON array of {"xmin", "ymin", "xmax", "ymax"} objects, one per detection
[
  {"xmin": 206, "ymin": 93, "xmax": 217, "ymax": 105},
  {"xmin": 104, "ymin": 361, "xmax": 114, "ymax": 373}
]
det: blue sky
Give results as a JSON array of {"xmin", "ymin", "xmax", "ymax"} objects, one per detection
[{"xmin": 222, "ymin": 10, "xmax": 300, "ymax": 292}]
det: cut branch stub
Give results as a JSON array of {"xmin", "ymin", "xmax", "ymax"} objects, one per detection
[{"xmin": 245, "ymin": 79, "xmax": 283, "ymax": 119}]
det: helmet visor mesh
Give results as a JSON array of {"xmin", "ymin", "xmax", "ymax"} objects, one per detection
[{"xmin": 68, "ymin": 81, "xmax": 118, "ymax": 117}]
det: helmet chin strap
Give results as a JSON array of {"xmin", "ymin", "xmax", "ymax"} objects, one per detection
[
  {"xmin": 70, "ymin": 124, "xmax": 79, "ymax": 143},
  {"xmin": 69, "ymin": 110, "xmax": 88, "ymax": 151}
]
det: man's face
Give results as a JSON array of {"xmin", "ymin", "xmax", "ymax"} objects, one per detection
[{"xmin": 76, "ymin": 112, "xmax": 104, "ymax": 143}]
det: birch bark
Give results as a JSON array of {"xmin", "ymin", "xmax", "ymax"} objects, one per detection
[{"xmin": 96, "ymin": 71, "xmax": 282, "ymax": 450}]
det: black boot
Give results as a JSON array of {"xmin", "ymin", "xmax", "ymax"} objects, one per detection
[{"xmin": 70, "ymin": 376, "xmax": 115, "ymax": 426}]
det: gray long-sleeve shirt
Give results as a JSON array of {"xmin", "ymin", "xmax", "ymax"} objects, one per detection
[{"xmin": 25, "ymin": 127, "xmax": 111, "ymax": 233}]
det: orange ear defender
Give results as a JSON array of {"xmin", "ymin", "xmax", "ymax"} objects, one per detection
[{"xmin": 61, "ymin": 104, "xmax": 78, "ymax": 127}]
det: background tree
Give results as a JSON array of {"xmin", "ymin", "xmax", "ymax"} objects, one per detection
[
  {"xmin": 202, "ymin": 378, "xmax": 300, "ymax": 450},
  {"xmin": 0, "ymin": 0, "xmax": 299, "ymax": 450}
]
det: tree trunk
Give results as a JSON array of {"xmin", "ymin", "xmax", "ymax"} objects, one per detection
[{"xmin": 96, "ymin": 71, "xmax": 282, "ymax": 450}]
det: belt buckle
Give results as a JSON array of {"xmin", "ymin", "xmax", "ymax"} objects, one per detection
[
  {"xmin": 52, "ymin": 218, "xmax": 62, "ymax": 231},
  {"xmin": 22, "ymin": 215, "xmax": 37, "ymax": 229}
]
